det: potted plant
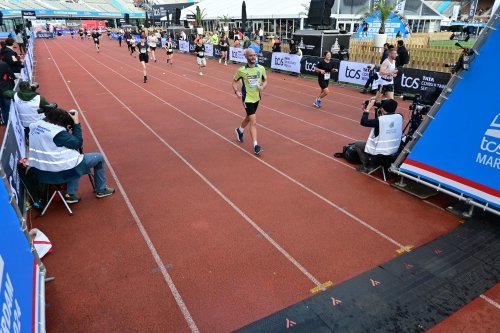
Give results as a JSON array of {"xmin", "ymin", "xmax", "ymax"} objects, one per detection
[
  {"xmin": 364, "ymin": 0, "xmax": 396, "ymax": 47},
  {"xmin": 190, "ymin": 5, "xmax": 206, "ymax": 35},
  {"xmin": 218, "ymin": 14, "xmax": 232, "ymax": 32}
]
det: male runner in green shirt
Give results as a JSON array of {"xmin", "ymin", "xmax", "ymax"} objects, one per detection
[{"xmin": 233, "ymin": 48, "xmax": 267, "ymax": 155}]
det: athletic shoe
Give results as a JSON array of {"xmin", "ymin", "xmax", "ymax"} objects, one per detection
[
  {"xmin": 96, "ymin": 187, "xmax": 115, "ymax": 198},
  {"xmin": 199, "ymin": 72, "xmax": 203, "ymax": 76},
  {"xmin": 235, "ymin": 128, "xmax": 244, "ymax": 142},
  {"xmin": 218, "ymin": 58, "xmax": 222, "ymax": 63},
  {"xmin": 360, "ymin": 89, "xmax": 367, "ymax": 94},
  {"xmin": 254, "ymin": 145, "xmax": 263, "ymax": 155},
  {"xmin": 154, "ymin": 59, "xmax": 157, "ymax": 62},
  {"xmin": 64, "ymin": 193, "xmax": 81, "ymax": 204},
  {"xmin": 313, "ymin": 99, "xmax": 321, "ymax": 108},
  {"xmin": 224, "ymin": 62, "xmax": 227, "ymax": 66}
]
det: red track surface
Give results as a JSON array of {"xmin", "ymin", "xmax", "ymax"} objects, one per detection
[{"xmin": 19, "ymin": 36, "xmax": 499, "ymax": 332}]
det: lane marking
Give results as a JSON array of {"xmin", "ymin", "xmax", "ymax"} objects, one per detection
[
  {"xmin": 51, "ymin": 41, "xmax": 326, "ymax": 291},
  {"xmin": 60, "ymin": 40, "xmax": 408, "ymax": 251},
  {"xmin": 42, "ymin": 40, "xmax": 201, "ymax": 333},
  {"xmin": 479, "ymin": 294, "xmax": 500, "ymax": 310},
  {"xmin": 310, "ymin": 281, "xmax": 334, "ymax": 294}
]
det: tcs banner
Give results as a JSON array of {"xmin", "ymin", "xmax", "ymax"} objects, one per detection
[
  {"xmin": 399, "ymin": 21, "xmax": 500, "ymax": 209},
  {"xmin": 270, "ymin": 52, "xmax": 301, "ymax": 74}
]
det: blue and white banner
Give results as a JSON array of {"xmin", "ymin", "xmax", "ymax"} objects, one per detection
[
  {"xmin": 355, "ymin": 12, "xmax": 407, "ymax": 39},
  {"xmin": 229, "ymin": 47, "xmax": 247, "ymax": 63},
  {"xmin": 0, "ymin": 181, "xmax": 39, "ymax": 333},
  {"xmin": 338, "ymin": 61, "xmax": 373, "ymax": 85},
  {"xmin": 400, "ymin": 22, "xmax": 500, "ymax": 208},
  {"xmin": 178, "ymin": 40, "xmax": 189, "ymax": 53},
  {"xmin": 270, "ymin": 52, "xmax": 301, "ymax": 74},
  {"xmin": 2, "ymin": 9, "xmax": 144, "ymax": 18},
  {"xmin": 203, "ymin": 43, "xmax": 214, "ymax": 57}
]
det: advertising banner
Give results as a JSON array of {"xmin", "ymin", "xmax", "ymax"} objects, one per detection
[
  {"xmin": 229, "ymin": 47, "xmax": 247, "ymax": 63},
  {"xmin": 188, "ymin": 41, "xmax": 196, "ymax": 53},
  {"xmin": 203, "ymin": 43, "xmax": 214, "ymax": 57},
  {"xmin": 399, "ymin": 24, "xmax": 500, "ymax": 208},
  {"xmin": 338, "ymin": 61, "xmax": 373, "ymax": 85},
  {"xmin": 258, "ymin": 51, "xmax": 272, "ymax": 68},
  {"xmin": 81, "ymin": 20, "xmax": 107, "ymax": 30},
  {"xmin": 300, "ymin": 56, "xmax": 340, "ymax": 81},
  {"xmin": 394, "ymin": 68, "xmax": 451, "ymax": 103},
  {"xmin": 178, "ymin": 40, "xmax": 189, "ymax": 52},
  {"xmin": 0, "ymin": 122, "xmax": 26, "ymax": 215},
  {"xmin": 354, "ymin": 12, "xmax": 407, "ymax": 39},
  {"xmin": 271, "ymin": 52, "xmax": 301, "ymax": 74}
]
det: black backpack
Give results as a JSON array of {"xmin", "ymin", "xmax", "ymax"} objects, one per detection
[{"xmin": 334, "ymin": 143, "xmax": 361, "ymax": 164}]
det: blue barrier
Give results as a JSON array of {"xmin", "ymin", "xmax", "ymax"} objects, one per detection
[{"xmin": 398, "ymin": 17, "xmax": 500, "ymax": 210}]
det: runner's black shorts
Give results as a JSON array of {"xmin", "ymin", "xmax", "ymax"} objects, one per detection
[
  {"xmin": 150, "ymin": 46, "xmax": 156, "ymax": 51},
  {"xmin": 166, "ymin": 50, "xmax": 173, "ymax": 55},
  {"xmin": 318, "ymin": 78, "xmax": 330, "ymax": 90},
  {"xmin": 379, "ymin": 83, "xmax": 394, "ymax": 93},
  {"xmin": 94, "ymin": 40, "xmax": 99, "ymax": 45},
  {"xmin": 139, "ymin": 53, "xmax": 149, "ymax": 63},
  {"xmin": 243, "ymin": 101, "xmax": 259, "ymax": 116},
  {"xmin": 220, "ymin": 46, "xmax": 228, "ymax": 52}
]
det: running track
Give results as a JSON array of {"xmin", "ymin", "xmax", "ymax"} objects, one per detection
[{"xmin": 23, "ymin": 36, "xmax": 499, "ymax": 332}]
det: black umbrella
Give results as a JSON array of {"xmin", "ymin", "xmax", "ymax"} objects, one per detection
[{"xmin": 241, "ymin": 1, "xmax": 247, "ymax": 33}]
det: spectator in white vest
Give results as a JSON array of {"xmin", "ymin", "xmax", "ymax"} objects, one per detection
[
  {"xmin": 354, "ymin": 98, "xmax": 403, "ymax": 172},
  {"xmin": 28, "ymin": 108, "xmax": 115, "ymax": 203}
]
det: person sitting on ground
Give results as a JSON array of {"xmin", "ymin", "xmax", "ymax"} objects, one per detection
[
  {"xmin": 3, "ymin": 80, "xmax": 53, "ymax": 138},
  {"xmin": 0, "ymin": 38, "xmax": 24, "ymax": 77},
  {"xmin": 354, "ymin": 98, "xmax": 403, "ymax": 173},
  {"xmin": 28, "ymin": 108, "xmax": 115, "ymax": 203}
]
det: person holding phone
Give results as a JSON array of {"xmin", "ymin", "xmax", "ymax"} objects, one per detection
[{"xmin": 28, "ymin": 108, "xmax": 115, "ymax": 203}]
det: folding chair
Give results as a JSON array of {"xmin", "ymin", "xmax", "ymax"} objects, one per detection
[{"xmin": 41, "ymin": 183, "xmax": 73, "ymax": 216}]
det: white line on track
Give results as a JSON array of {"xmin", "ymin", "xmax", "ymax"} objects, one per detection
[
  {"xmin": 42, "ymin": 40, "xmax": 201, "ymax": 333},
  {"xmin": 480, "ymin": 294, "xmax": 500, "ymax": 310},
  {"xmin": 48, "ymin": 41, "xmax": 327, "ymax": 292},
  {"xmin": 57, "ymin": 40, "xmax": 407, "ymax": 251}
]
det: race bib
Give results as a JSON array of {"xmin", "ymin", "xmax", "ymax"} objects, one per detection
[
  {"xmin": 94, "ymin": 38, "xmax": 98, "ymax": 42},
  {"xmin": 248, "ymin": 77, "xmax": 259, "ymax": 88},
  {"xmin": 168, "ymin": 48, "xmax": 173, "ymax": 53},
  {"xmin": 140, "ymin": 48, "xmax": 147, "ymax": 53},
  {"xmin": 324, "ymin": 72, "xmax": 331, "ymax": 80},
  {"xmin": 198, "ymin": 51, "xmax": 204, "ymax": 56}
]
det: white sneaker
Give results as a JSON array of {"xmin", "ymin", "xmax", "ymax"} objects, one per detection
[
  {"xmin": 218, "ymin": 58, "xmax": 221, "ymax": 63},
  {"xmin": 224, "ymin": 62, "xmax": 227, "ymax": 66},
  {"xmin": 199, "ymin": 72, "xmax": 203, "ymax": 76}
]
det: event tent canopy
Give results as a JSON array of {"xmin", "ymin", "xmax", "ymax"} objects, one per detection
[{"xmin": 180, "ymin": 0, "xmax": 309, "ymax": 20}]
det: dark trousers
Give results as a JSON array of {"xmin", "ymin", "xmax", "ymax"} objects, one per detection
[
  {"xmin": 0, "ymin": 97, "xmax": 12, "ymax": 124},
  {"xmin": 354, "ymin": 141, "xmax": 371, "ymax": 167},
  {"xmin": 364, "ymin": 76, "xmax": 375, "ymax": 90}
]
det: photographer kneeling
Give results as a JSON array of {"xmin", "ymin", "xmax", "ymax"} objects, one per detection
[
  {"xmin": 28, "ymin": 108, "xmax": 115, "ymax": 203},
  {"xmin": 3, "ymin": 81, "xmax": 55, "ymax": 139},
  {"xmin": 354, "ymin": 98, "xmax": 403, "ymax": 173}
]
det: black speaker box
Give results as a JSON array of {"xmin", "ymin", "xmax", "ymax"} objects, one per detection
[
  {"xmin": 124, "ymin": 13, "xmax": 130, "ymax": 24},
  {"xmin": 307, "ymin": 0, "xmax": 335, "ymax": 26}
]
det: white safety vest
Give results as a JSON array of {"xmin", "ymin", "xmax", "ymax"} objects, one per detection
[
  {"xmin": 28, "ymin": 120, "xmax": 84, "ymax": 172},
  {"xmin": 364, "ymin": 113, "xmax": 403, "ymax": 155},
  {"xmin": 380, "ymin": 60, "xmax": 396, "ymax": 85},
  {"xmin": 14, "ymin": 94, "xmax": 43, "ymax": 128}
]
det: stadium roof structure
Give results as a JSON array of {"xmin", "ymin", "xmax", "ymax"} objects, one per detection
[
  {"xmin": 180, "ymin": 0, "xmax": 443, "ymax": 21},
  {"xmin": 180, "ymin": 0, "xmax": 309, "ymax": 20}
]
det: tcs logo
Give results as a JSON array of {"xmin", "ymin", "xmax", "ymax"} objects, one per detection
[
  {"xmin": 304, "ymin": 60, "xmax": 316, "ymax": 72},
  {"xmin": 344, "ymin": 65, "xmax": 361, "ymax": 79},
  {"xmin": 401, "ymin": 73, "xmax": 420, "ymax": 89}
]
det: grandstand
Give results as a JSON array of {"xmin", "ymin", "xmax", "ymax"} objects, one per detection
[{"xmin": 0, "ymin": 0, "xmax": 144, "ymax": 14}]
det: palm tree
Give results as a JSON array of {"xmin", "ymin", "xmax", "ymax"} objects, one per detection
[
  {"xmin": 189, "ymin": 6, "xmax": 206, "ymax": 28},
  {"xmin": 372, "ymin": 0, "xmax": 396, "ymax": 34}
]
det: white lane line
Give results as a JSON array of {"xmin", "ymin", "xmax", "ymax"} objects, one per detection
[
  {"xmin": 42, "ymin": 40, "xmax": 201, "ymax": 333},
  {"xmin": 480, "ymin": 294, "xmax": 500, "ymax": 310},
  {"xmin": 51, "ymin": 41, "xmax": 326, "ymax": 290},
  {"xmin": 60, "ymin": 41, "xmax": 407, "ymax": 251}
]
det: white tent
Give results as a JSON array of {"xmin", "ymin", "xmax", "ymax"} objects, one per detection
[{"xmin": 180, "ymin": 0, "xmax": 309, "ymax": 20}]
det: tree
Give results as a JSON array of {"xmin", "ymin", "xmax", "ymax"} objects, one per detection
[
  {"xmin": 189, "ymin": 5, "xmax": 206, "ymax": 28},
  {"xmin": 372, "ymin": 0, "xmax": 396, "ymax": 34},
  {"xmin": 218, "ymin": 14, "xmax": 233, "ymax": 26}
]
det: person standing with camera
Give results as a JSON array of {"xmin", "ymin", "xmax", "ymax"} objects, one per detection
[
  {"xmin": 354, "ymin": 98, "xmax": 403, "ymax": 173},
  {"xmin": 376, "ymin": 48, "xmax": 398, "ymax": 100},
  {"xmin": 28, "ymin": 108, "xmax": 115, "ymax": 203}
]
